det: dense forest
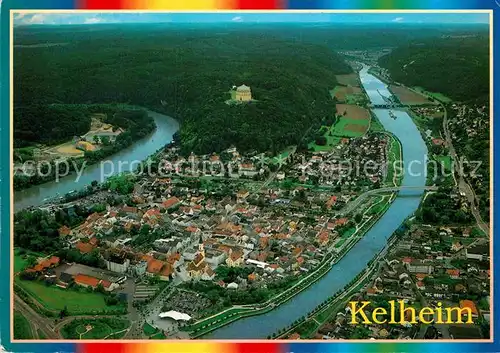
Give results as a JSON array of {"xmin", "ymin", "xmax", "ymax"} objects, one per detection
[
  {"xmin": 14, "ymin": 104, "xmax": 155, "ymax": 148},
  {"xmin": 378, "ymin": 35, "xmax": 489, "ymax": 101},
  {"xmin": 14, "ymin": 25, "xmax": 353, "ymax": 155},
  {"xmin": 14, "ymin": 104, "xmax": 90, "ymax": 148},
  {"xmin": 13, "ymin": 105, "xmax": 155, "ymax": 190},
  {"xmin": 15, "ymin": 23, "xmax": 488, "ymax": 154}
]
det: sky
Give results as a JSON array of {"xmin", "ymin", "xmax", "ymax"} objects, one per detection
[{"xmin": 13, "ymin": 12, "xmax": 490, "ymax": 26}]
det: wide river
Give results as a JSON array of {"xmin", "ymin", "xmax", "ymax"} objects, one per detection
[
  {"xmin": 14, "ymin": 111, "xmax": 179, "ymax": 211},
  {"xmin": 206, "ymin": 66, "xmax": 428, "ymax": 339}
]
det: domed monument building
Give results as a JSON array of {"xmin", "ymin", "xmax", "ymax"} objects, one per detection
[{"xmin": 235, "ymin": 84, "xmax": 252, "ymax": 102}]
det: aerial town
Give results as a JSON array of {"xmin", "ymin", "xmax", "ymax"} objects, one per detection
[{"xmin": 11, "ymin": 12, "xmax": 490, "ymax": 343}]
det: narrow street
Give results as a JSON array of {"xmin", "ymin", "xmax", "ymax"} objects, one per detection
[{"xmin": 442, "ymin": 104, "xmax": 490, "ymax": 236}]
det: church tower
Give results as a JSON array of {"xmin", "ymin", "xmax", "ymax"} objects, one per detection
[{"xmin": 198, "ymin": 233, "xmax": 205, "ymax": 257}]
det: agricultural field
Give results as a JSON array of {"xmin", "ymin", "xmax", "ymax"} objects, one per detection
[
  {"xmin": 14, "ymin": 311, "xmax": 34, "ymax": 339},
  {"xmin": 390, "ymin": 85, "xmax": 434, "ymax": 105},
  {"xmin": 336, "ymin": 104, "xmax": 371, "ymax": 120},
  {"xmin": 330, "ymin": 86, "xmax": 365, "ymax": 104},
  {"xmin": 16, "ymin": 278, "xmax": 125, "ymax": 315},
  {"xmin": 335, "ymin": 73, "xmax": 360, "ymax": 87},
  {"xmin": 334, "ymin": 104, "xmax": 371, "ymax": 137},
  {"xmin": 61, "ymin": 318, "xmax": 130, "ymax": 339},
  {"xmin": 308, "ymin": 104, "xmax": 370, "ymax": 151}
]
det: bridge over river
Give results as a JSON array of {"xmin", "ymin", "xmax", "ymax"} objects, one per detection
[{"xmin": 339, "ymin": 185, "xmax": 438, "ymax": 215}]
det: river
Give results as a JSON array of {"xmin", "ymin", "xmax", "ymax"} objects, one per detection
[
  {"xmin": 205, "ymin": 65, "xmax": 428, "ymax": 339},
  {"xmin": 14, "ymin": 111, "xmax": 179, "ymax": 211}
]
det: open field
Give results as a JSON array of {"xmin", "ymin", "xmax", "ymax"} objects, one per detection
[
  {"xmin": 16, "ymin": 278, "xmax": 125, "ymax": 315},
  {"xmin": 386, "ymin": 134, "xmax": 403, "ymax": 186},
  {"xmin": 413, "ymin": 86, "xmax": 453, "ymax": 103},
  {"xmin": 335, "ymin": 74, "xmax": 360, "ymax": 87},
  {"xmin": 336, "ymin": 104, "xmax": 370, "ymax": 120},
  {"xmin": 308, "ymin": 104, "xmax": 370, "ymax": 151},
  {"xmin": 330, "ymin": 86, "xmax": 363, "ymax": 102},
  {"xmin": 14, "ymin": 311, "xmax": 34, "ymax": 339},
  {"xmin": 308, "ymin": 135, "xmax": 342, "ymax": 152},
  {"xmin": 44, "ymin": 141, "xmax": 85, "ymax": 158},
  {"xmin": 333, "ymin": 118, "xmax": 369, "ymax": 138},
  {"xmin": 390, "ymin": 85, "xmax": 434, "ymax": 105},
  {"xmin": 434, "ymin": 155, "xmax": 453, "ymax": 172},
  {"xmin": 369, "ymin": 116, "xmax": 385, "ymax": 132},
  {"xmin": 14, "ymin": 248, "xmax": 47, "ymax": 273}
]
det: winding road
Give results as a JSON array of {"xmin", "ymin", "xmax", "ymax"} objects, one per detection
[{"xmin": 442, "ymin": 104, "xmax": 490, "ymax": 236}]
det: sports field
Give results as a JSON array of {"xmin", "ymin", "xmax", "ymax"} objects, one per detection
[{"xmin": 16, "ymin": 279, "xmax": 125, "ymax": 315}]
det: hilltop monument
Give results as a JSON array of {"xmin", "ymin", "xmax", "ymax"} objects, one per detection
[{"xmin": 235, "ymin": 84, "xmax": 252, "ymax": 102}]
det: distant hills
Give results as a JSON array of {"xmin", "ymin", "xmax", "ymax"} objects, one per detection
[
  {"xmin": 14, "ymin": 26, "xmax": 352, "ymax": 155},
  {"xmin": 378, "ymin": 35, "xmax": 489, "ymax": 101}
]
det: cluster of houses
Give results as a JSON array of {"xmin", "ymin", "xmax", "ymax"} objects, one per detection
[
  {"xmin": 287, "ymin": 134, "xmax": 388, "ymax": 189},
  {"xmin": 315, "ymin": 223, "xmax": 490, "ymax": 340},
  {"xmin": 17, "ymin": 145, "xmax": 374, "ymax": 303}
]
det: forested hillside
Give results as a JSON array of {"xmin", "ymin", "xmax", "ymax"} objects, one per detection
[
  {"xmin": 14, "ymin": 25, "xmax": 352, "ymax": 155},
  {"xmin": 378, "ymin": 35, "xmax": 489, "ymax": 101}
]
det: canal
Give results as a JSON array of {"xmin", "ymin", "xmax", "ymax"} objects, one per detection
[
  {"xmin": 14, "ymin": 111, "xmax": 179, "ymax": 211},
  {"xmin": 205, "ymin": 65, "xmax": 428, "ymax": 339}
]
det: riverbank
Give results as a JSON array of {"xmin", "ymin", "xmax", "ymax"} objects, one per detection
[
  {"xmin": 183, "ymin": 189, "xmax": 398, "ymax": 339},
  {"xmin": 14, "ymin": 105, "xmax": 156, "ymax": 192},
  {"xmin": 201, "ymin": 65, "xmax": 426, "ymax": 339},
  {"xmin": 14, "ymin": 110, "xmax": 179, "ymax": 211}
]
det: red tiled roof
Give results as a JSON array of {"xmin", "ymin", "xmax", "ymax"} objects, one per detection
[
  {"xmin": 326, "ymin": 196, "xmax": 337, "ymax": 208},
  {"xmin": 76, "ymin": 242, "xmax": 94, "ymax": 254},
  {"xmin": 161, "ymin": 264, "xmax": 174, "ymax": 277},
  {"xmin": 432, "ymin": 138, "xmax": 446, "ymax": 146},
  {"xmin": 58, "ymin": 226, "xmax": 72, "ymax": 237},
  {"xmin": 230, "ymin": 250, "xmax": 243, "ymax": 262},
  {"xmin": 39, "ymin": 256, "xmax": 60, "ymax": 269},
  {"xmin": 162, "ymin": 197, "xmax": 180, "ymax": 209},
  {"xmin": 459, "ymin": 300, "xmax": 478, "ymax": 316},
  {"xmin": 147, "ymin": 259, "xmax": 164, "ymax": 274},
  {"xmin": 144, "ymin": 208, "xmax": 161, "ymax": 218},
  {"xmin": 101, "ymin": 280, "xmax": 112, "ymax": 288},
  {"xmin": 123, "ymin": 206, "xmax": 138, "ymax": 214},
  {"xmin": 335, "ymin": 218, "xmax": 348, "ymax": 226},
  {"xmin": 74, "ymin": 274, "xmax": 100, "ymax": 288}
]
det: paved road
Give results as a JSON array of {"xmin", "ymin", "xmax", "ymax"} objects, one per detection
[
  {"xmin": 339, "ymin": 185, "xmax": 438, "ymax": 215},
  {"xmin": 14, "ymin": 294, "xmax": 59, "ymax": 339},
  {"xmin": 442, "ymin": 104, "xmax": 490, "ymax": 236}
]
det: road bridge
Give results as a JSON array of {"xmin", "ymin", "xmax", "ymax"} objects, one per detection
[{"xmin": 339, "ymin": 185, "xmax": 438, "ymax": 215}]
